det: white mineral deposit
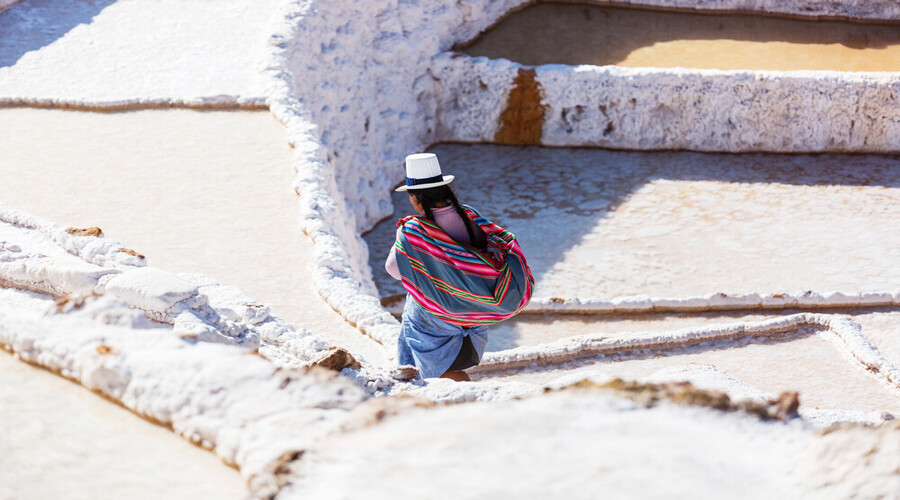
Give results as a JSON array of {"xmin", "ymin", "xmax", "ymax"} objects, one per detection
[{"xmin": 2, "ymin": 0, "xmax": 899, "ymax": 498}]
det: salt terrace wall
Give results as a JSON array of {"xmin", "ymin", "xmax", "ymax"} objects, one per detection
[
  {"xmin": 434, "ymin": 59, "xmax": 900, "ymax": 151},
  {"xmin": 266, "ymin": 0, "xmax": 900, "ymax": 352}
]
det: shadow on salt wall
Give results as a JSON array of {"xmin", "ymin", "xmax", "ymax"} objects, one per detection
[
  {"xmin": 0, "ymin": 0, "xmax": 117, "ymax": 68},
  {"xmin": 362, "ymin": 144, "xmax": 900, "ymax": 350},
  {"xmin": 460, "ymin": 3, "xmax": 900, "ymax": 68}
]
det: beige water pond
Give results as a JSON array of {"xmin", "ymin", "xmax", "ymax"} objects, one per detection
[
  {"xmin": 462, "ymin": 4, "xmax": 900, "ymax": 71},
  {"xmin": 366, "ymin": 144, "xmax": 900, "ymax": 305},
  {"xmin": 365, "ymin": 143, "xmax": 900, "ymax": 411},
  {"xmin": 482, "ymin": 326, "xmax": 900, "ymax": 414},
  {"xmin": 0, "ymin": 346, "xmax": 245, "ymax": 500},
  {"xmin": 0, "ymin": 107, "xmax": 385, "ymax": 364},
  {"xmin": 481, "ymin": 308, "xmax": 900, "ymax": 412}
]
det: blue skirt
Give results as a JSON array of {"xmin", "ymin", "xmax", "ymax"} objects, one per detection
[{"xmin": 397, "ymin": 296, "xmax": 488, "ymax": 379}]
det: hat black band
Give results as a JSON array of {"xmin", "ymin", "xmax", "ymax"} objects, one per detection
[{"xmin": 406, "ymin": 174, "xmax": 444, "ymax": 187}]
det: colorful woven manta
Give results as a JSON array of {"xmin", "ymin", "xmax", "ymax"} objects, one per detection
[{"xmin": 393, "ymin": 205, "xmax": 534, "ymax": 327}]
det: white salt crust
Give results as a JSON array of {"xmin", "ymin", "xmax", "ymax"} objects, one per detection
[
  {"xmin": 3, "ymin": 206, "xmax": 899, "ymax": 500},
  {"xmin": 1, "ymin": 0, "xmax": 896, "ymax": 387},
  {"xmin": 376, "ymin": 313, "xmax": 900, "ymax": 419},
  {"xmin": 5, "ymin": 0, "xmax": 897, "ymax": 359},
  {"xmin": 0, "ymin": 203, "xmax": 146, "ymax": 270},
  {"xmin": 263, "ymin": 0, "xmax": 534, "ymax": 356}
]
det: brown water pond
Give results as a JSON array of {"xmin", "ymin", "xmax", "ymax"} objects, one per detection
[{"xmin": 462, "ymin": 4, "xmax": 900, "ymax": 71}]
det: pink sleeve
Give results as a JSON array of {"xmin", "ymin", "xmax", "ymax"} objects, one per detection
[
  {"xmin": 385, "ymin": 247, "xmax": 401, "ymax": 280},
  {"xmin": 384, "ymin": 227, "xmax": 403, "ymax": 280}
]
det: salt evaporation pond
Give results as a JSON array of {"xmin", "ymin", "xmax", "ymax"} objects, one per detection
[
  {"xmin": 0, "ymin": 292, "xmax": 245, "ymax": 500},
  {"xmin": 486, "ymin": 313, "xmax": 900, "ymax": 413},
  {"xmin": 363, "ymin": 144, "xmax": 900, "ymax": 411},
  {"xmin": 0, "ymin": 108, "xmax": 386, "ymax": 364},
  {"xmin": 462, "ymin": 3, "xmax": 900, "ymax": 71},
  {"xmin": 366, "ymin": 143, "xmax": 900, "ymax": 305}
]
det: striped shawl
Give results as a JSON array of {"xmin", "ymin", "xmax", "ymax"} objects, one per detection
[{"xmin": 393, "ymin": 205, "xmax": 534, "ymax": 327}]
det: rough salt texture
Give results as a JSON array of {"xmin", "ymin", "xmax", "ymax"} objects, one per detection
[
  {"xmin": 279, "ymin": 387, "xmax": 895, "ymax": 499},
  {"xmin": 0, "ymin": 0, "xmax": 285, "ymax": 107},
  {"xmin": 1, "ymin": 207, "xmax": 896, "ymax": 498},
  {"xmin": 6, "ymin": 0, "xmax": 895, "ymax": 351},
  {"xmin": 6, "ymin": 0, "xmax": 900, "ymax": 496},
  {"xmin": 799, "ymin": 420, "xmax": 900, "ymax": 498}
]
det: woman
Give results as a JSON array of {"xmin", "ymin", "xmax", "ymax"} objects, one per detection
[{"xmin": 386, "ymin": 153, "xmax": 533, "ymax": 381}]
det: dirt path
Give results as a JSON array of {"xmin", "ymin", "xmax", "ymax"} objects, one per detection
[{"xmin": 462, "ymin": 4, "xmax": 900, "ymax": 71}]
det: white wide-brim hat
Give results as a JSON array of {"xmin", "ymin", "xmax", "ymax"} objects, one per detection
[{"xmin": 395, "ymin": 152, "xmax": 454, "ymax": 192}]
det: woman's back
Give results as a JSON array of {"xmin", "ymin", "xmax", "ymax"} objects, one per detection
[{"xmin": 431, "ymin": 205, "xmax": 487, "ymax": 248}]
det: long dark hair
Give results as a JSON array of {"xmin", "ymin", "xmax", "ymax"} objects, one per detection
[{"xmin": 410, "ymin": 185, "xmax": 476, "ymax": 244}]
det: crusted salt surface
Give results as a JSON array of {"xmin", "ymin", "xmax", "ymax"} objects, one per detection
[
  {"xmin": 283, "ymin": 390, "xmax": 813, "ymax": 498},
  {"xmin": 641, "ymin": 364, "xmax": 773, "ymax": 403},
  {"xmin": 179, "ymin": 274, "xmax": 271, "ymax": 326},
  {"xmin": 3, "ymin": 0, "xmax": 900, "ymax": 493},
  {"xmin": 105, "ymin": 268, "xmax": 198, "ymax": 313},
  {"xmin": 0, "ymin": 246, "xmax": 114, "ymax": 297}
]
